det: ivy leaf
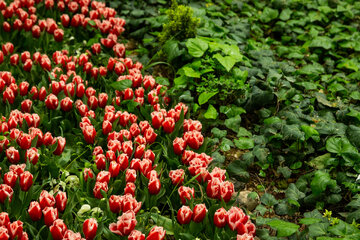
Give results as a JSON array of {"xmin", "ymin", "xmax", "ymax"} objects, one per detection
[
  {"xmin": 186, "ymin": 38, "xmax": 208, "ymax": 57},
  {"xmin": 110, "ymin": 80, "xmax": 132, "ymax": 91},
  {"xmin": 261, "ymin": 193, "xmax": 278, "ymax": 207},
  {"xmin": 326, "ymin": 137, "xmax": 356, "ymax": 155},
  {"xmin": 224, "ymin": 115, "xmax": 241, "ymax": 132},
  {"xmin": 182, "ymin": 67, "xmax": 201, "ymax": 78},
  {"xmin": 234, "ymin": 137, "xmax": 254, "ymax": 150},
  {"xmin": 155, "ymin": 77, "xmax": 170, "ymax": 86},
  {"xmin": 309, "ymin": 36, "xmax": 333, "ymax": 50},
  {"xmin": 204, "ymin": 104, "xmax": 218, "ymax": 119},
  {"xmin": 214, "ymin": 53, "xmax": 237, "ymax": 72},
  {"xmin": 211, "ymin": 128, "xmax": 227, "ymax": 139},
  {"xmin": 260, "ymin": 7, "xmax": 279, "ymax": 23},
  {"xmin": 286, "ymin": 183, "xmax": 305, "ymax": 201},
  {"xmin": 310, "ymin": 170, "xmax": 337, "ymax": 195},
  {"xmin": 198, "ymin": 92, "xmax": 218, "ymax": 105},
  {"xmin": 299, "ymin": 218, "xmax": 322, "ymax": 225},
  {"xmin": 163, "ymin": 40, "xmax": 185, "ymax": 61},
  {"xmin": 267, "ymin": 220, "xmax": 299, "ymax": 237}
]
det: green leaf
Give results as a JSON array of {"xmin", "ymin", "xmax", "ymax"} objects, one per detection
[
  {"xmin": 286, "ymin": 183, "xmax": 305, "ymax": 201},
  {"xmin": 328, "ymin": 220, "xmax": 360, "ymax": 236},
  {"xmin": 260, "ymin": 7, "xmax": 279, "ymax": 23},
  {"xmin": 220, "ymin": 106, "xmax": 246, "ymax": 118},
  {"xmin": 204, "ymin": 104, "xmax": 218, "ymax": 119},
  {"xmin": 261, "ymin": 193, "xmax": 278, "ymax": 206},
  {"xmin": 110, "ymin": 80, "xmax": 132, "ymax": 91},
  {"xmin": 310, "ymin": 170, "xmax": 337, "ymax": 195},
  {"xmin": 234, "ymin": 137, "xmax": 254, "ymax": 150},
  {"xmin": 213, "ymin": 53, "xmax": 237, "ymax": 72},
  {"xmin": 326, "ymin": 137, "xmax": 356, "ymax": 155},
  {"xmin": 163, "ymin": 40, "xmax": 185, "ymax": 61},
  {"xmin": 301, "ymin": 125, "xmax": 320, "ymax": 141},
  {"xmin": 155, "ymin": 77, "xmax": 170, "ymax": 86},
  {"xmin": 151, "ymin": 213, "xmax": 175, "ymax": 235},
  {"xmin": 279, "ymin": 8, "xmax": 292, "ymax": 21},
  {"xmin": 309, "ymin": 223, "xmax": 329, "ymax": 237},
  {"xmin": 227, "ymin": 160, "xmax": 249, "ymax": 180},
  {"xmin": 267, "ymin": 220, "xmax": 299, "ymax": 237},
  {"xmin": 298, "ymin": 63, "xmax": 325, "ymax": 75},
  {"xmin": 211, "ymin": 128, "xmax": 227, "ymax": 139},
  {"xmin": 198, "ymin": 92, "xmax": 218, "ymax": 105},
  {"xmin": 186, "ymin": 38, "xmax": 209, "ymax": 57},
  {"xmin": 299, "ymin": 218, "xmax": 322, "ymax": 225},
  {"xmin": 182, "ymin": 67, "xmax": 201, "ymax": 78},
  {"xmin": 224, "ymin": 115, "xmax": 241, "ymax": 132},
  {"xmin": 309, "ymin": 36, "xmax": 333, "ymax": 50},
  {"xmin": 308, "ymin": 153, "xmax": 333, "ymax": 170},
  {"xmin": 347, "ymin": 125, "xmax": 360, "ymax": 148},
  {"xmin": 350, "ymin": 91, "xmax": 360, "ymax": 100},
  {"xmin": 337, "ymin": 58, "xmax": 359, "ymax": 72}
]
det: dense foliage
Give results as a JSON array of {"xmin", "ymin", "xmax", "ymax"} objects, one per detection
[
  {"xmin": 0, "ymin": 0, "xmax": 261, "ymax": 239},
  {"xmin": 114, "ymin": 0, "xmax": 360, "ymax": 239}
]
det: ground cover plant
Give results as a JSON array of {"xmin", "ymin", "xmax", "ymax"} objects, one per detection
[
  {"xmin": 0, "ymin": 0, "xmax": 257, "ymax": 239},
  {"xmin": 115, "ymin": 0, "xmax": 360, "ymax": 239}
]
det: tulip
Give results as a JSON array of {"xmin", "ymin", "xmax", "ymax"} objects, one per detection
[
  {"xmin": 0, "ymin": 212, "xmax": 10, "ymax": 226},
  {"xmin": 214, "ymin": 208, "xmax": 227, "ymax": 228},
  {"xmin": 21, "ymin": 99, "xmax": 32, "ymax": 113},
  {"xmin": 109, "ymin": 195, "xmax": 122, "ymax": 214},
  {"xmin": 119, "ymin": 194, "xmax": 140, "ymax": 213},
  {"xmin": 60, "ymin": 97, "xmax": 73, "ymax": 112},
  {"xmin": 162, "ymin": 117, "xmax": 175, "ymax": 133},
  {"xmin": 83, "ymin": 125, "xmax": 96, "ymax": 144},
  {"xmin": 45, "ymin": 94, "xmax": 59, "ymax": 110},
  {"xmin": 28, "ymin": 201, "xmax": 42, "ymax": 221},
  {"xmin": 6, "ymin": 147, "xmax": 19, "ymax": 164},
  {"xmin": 19, "ymin": 171, "xmax": 33, "ymax": 191},
  {"xmin": 0, "ymin": 226, "xmax": 9, "ymax": 239},
  {"xmin": 193, "ymin": 204, "xmax": 208, "ymax": 223},
  {"xmin": 102, "ymin": 120, "xmax": 112, "ymax": 135},
  {"xmin": 50, "ymin": 219, "xmax": 67, "ymax": 240},
  {"xmin": 93, "ymin": 181, "xmax": 108, "ymax": 199},
  {"xmin": 8, "ymin": 220, "xmax": 23, "ymax": 240},
  {"xmin": 169, "ymin": 169, "xmax": 184, "ymax": 186},
  {"xmin": 220, "ymin": 181, "xmax": 234, "ymax": 202},
  {"xmin": 125, "ymin": 169, "xmax": 137, "ymax": 183},
  {"xmin": 124, "ymin": 182, "xmax": 136, "ymax": 196},
  {"xmin": 18, "ymin": 133, "xmax": 32, "ymax": 150},
  {"xmin": 144, "ymin": 128, "xmax": 157, "ymax": 144},
  {"xmin": 3, "ymin": 171, "xmax": 17, "ymax": 188},
  {"xmin": 173, "ymin": 137, "xmax": 186, "ymax": 155},
  {"xmin": 52, "ymin": 136, "xmax": 66, "ymax": 155},
  {"xmin": 148, "ymin": 177, "xmax": 161, "ymax": 195},
  {"xmin": 109, "ymin": 161, "xmax": 120, "ymax": 178},
  {"xmin": 55, "ymin": 191, "xmax": 67, "ymax": 212},
  {"xmin": 109, "ymin": 210, "xmax": 137, "ymax": 236},
  {"xmin": 96, "ymin": 171, "xmax": 111, "ymax": 184},
  {"xmin": 26, "ymin": 147, "xmax": 39, "ymax": 165},
  {"xmin": 178, "ymin": 186, "xmax": 194, "ymax": 205},
  {"xmin": 39, "ymin": 190, "xmax": 56, "ymax": 209},
  {"xmin": 183, "ymin": 130, "xmax": 204, "ymax": 150},
  {"xmin": 83, "ymin": 218, "xmax": 98, "ymax": 240},
  {"xmin": 177, "ymin": 206, "xmax": 193, "ymax": 225},
  {"xmin": 95, "ymin": 154, "xmax": 106, "ymax": 170},
  {"xmin": 151, "ymin": 111, "xmax": 164, "ymax": 129},
  {"xmin": 42, "ymin": 207, "xmax": 58, "ymax": 226},
  {"xmin": 128, "ymin": 230, "xmax": 145, "ymax": 240},
  {"xmin": 146, "ymin": 226, "xmax": 166, "ymax": 240}
]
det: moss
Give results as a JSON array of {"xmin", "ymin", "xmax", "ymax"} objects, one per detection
[{"xmin": 158, "ymin": 0, "xmax": 200, "ymax": 44}]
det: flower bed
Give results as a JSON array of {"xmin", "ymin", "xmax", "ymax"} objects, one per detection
[{"xmin": 0, "ymin": 0, "xmax": 254, "ymax": 239}]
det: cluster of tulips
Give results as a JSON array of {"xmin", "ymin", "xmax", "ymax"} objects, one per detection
[{"xmin": 0, "ymin": 0, "xmax": 256, "ymax": 239}]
